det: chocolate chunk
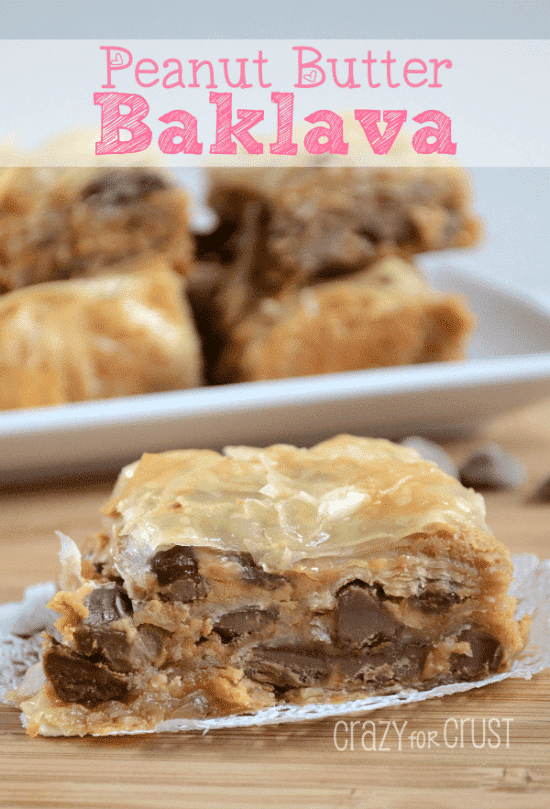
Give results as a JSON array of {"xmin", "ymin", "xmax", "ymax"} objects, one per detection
[
  {"xmin": 81, "ymin": 169, "xmax": 168, "ymax": 207},
  {"xmin": 337, "ymin": 638, "xmax": 427, "ymax": 684},
  {"xmin": 74, "ymin": 626, "xmax": 134, "ymax": 673},
  {"xmin": 245, "ymin": 644, "xmax": 331, "ymax": 689},
  {"xmin": 137, "ymin": 624, "xmax": 170, "ymax": 661},
  {"xmin": 408, "ymin": 585, "xmax": 462, "ymax": 613},
  {"xmin": 237, "ymin": 552, "xmax": 287, "ymax": 590},
  {"xmin": 150, "ymin": 545, "xmax": 208, "ymax": 602},
  {"xmin": 86, "ymin": 585, "xmax": 133, "ymax": 626},
  {"xmin": 149, "ymin": 545, "xmax": 199, "ymax": 586},
  {"xmin": 459, "ymin": 444, "xmax": 527, "ymax": 491},
  {"xmin": 246, "ymin": 635, "xmax": 429, "ymax": 692},
  {"xmin": 396, "ymin": 637, "xmax": 429, "ymax": 673},
  {"xmin": 161, "ymin": 579, "xmax": 206, "ymax": 603},
  {"xmin": 335, "ymin": 646, "xmax": 396, "ymax": 680},
  {"xmin": 334, "ymin": 582, "xmax": 399, "ymax": 649},
  {"xmin": 213, "ymin": 607, "xmax": 279, "ymax": 643},
  {"xmin": 373, "ymin": 638, "xmax": 428, "ymax": 683},
  {"xmin": 74, "ymin": 622, "xmax": 171, "ymax": 673},
  {"xmin": 395, "ymin": 218, "xmax": 420, "ymax": 247},
  {"xmin": 194, "ymin": 221, "xmax": 238, "ymax": 264},
  {"xmin": 450, "ymin": 628, "xmax": 503, "ymax": 680},
  {"xmin": 43, "ymin": 644, "xmax": 129, "ymax": 707}
]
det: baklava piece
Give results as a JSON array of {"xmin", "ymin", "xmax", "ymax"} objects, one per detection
[
  {"xmin": 13, "ymin": 436, "xmax": 527, "ymax": 736},
  {"xmin": 195, "ymin": 166, "xmax": 481, "ymax": 319},
  {"xmin": 214, "ymin": 256, "xmax": 475, "ymax": 383},
  {"xmin": 190, "ymin": 167, "xmax": 479, "ymax": 381},
  {"xmin": 0, "ymin": 168, "xmax": 47, "ymax": 292},
  {"xmin": 0, "ymin": 167, "xmax": 193, "ymax": 290},
  {"xmin": 0, "ymin": 259, "xmax": 202, "ymax": 409}
]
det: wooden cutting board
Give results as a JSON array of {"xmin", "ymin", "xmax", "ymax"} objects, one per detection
[{"xmin": 1, "ymin": 398, "xmax": 549, "ymax": 809}]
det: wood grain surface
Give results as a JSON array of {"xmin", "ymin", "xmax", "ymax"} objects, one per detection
[{"xmin": 1, "ymin": 397, "xmax": 549, "ymax": 809}]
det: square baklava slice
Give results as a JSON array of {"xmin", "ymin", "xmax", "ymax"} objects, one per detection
[
  {"xmin": 200, "ymin": 166, "xmax": 481, "ymax": 294},
  {"xmin": 0, "ymin": 258, "xmax": 202, "ymax": 409},
  {"xmin": 14, "ymin": 436, "xmax": 526, "ymax": 736},
  {"xmin": 0, "ymin": 167, "xmax": 193, "ymax": 291},
  {"xmin": 190, "ymin": 166, "xmax": 480, "ymax": 382},
  {"xmin": 213, "ymin": 256, "xmax": 475, "ymax": 383}
]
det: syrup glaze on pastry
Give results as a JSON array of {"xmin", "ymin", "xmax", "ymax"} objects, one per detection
[{"xmin": 11, "ymin": 436, "xmax": 527, "ymax": 737}]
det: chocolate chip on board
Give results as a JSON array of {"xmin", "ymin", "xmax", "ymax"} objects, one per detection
[
  {"xmin": 459, "ymin": 443, "xmax": 527, "ymax": 491},
  {"xmin": 530, "ymin": 474, "xmax": 550, "ymax": 503},
  {"xmin": 400, "ymin": 436, "xmax": 458, "ymax": 479}
]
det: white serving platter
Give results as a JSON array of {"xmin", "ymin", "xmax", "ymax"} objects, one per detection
[{"xmin": 1, "ymin": 267, "xmax": 550, "ymax": 484}]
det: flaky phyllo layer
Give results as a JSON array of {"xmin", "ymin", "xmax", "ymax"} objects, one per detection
[{"xmin": 11, "ymin": 437, "xmax": 528, "ymax": 736}]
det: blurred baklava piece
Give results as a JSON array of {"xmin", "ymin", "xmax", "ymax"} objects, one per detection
[
  {"xmin": 190, "ymin": 167, "xmax": 480, "ymax": 382},
  {"xmin": 0, "ymin": 259, "xmax": 201, "ymax": 409},
  {"xmin": 217, "ymin": 256, "xmax": 474, "ymax": 382},
  {"xmin": 0, "ymin": 166, "xmax": 201, "ymax": 408},
  {"xmin": 0, "ymin": 167, "xmax": 193, "ymax": 291}
]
